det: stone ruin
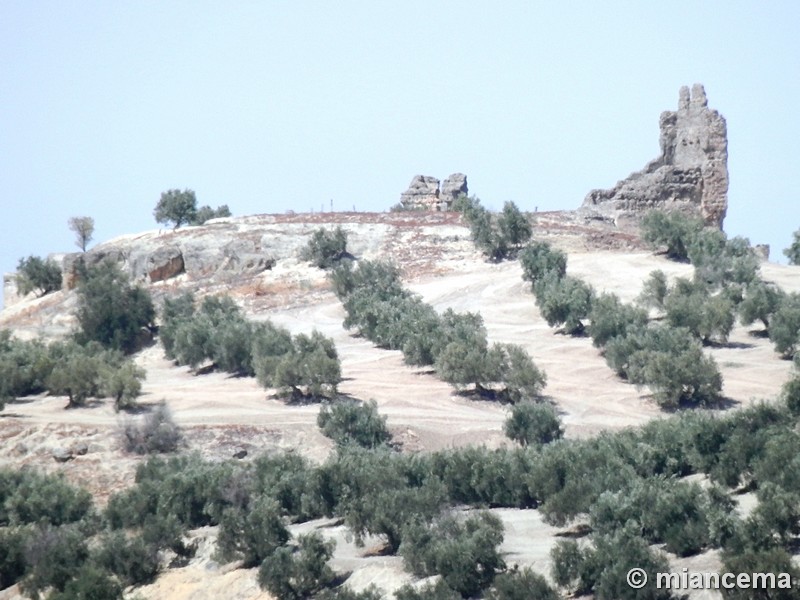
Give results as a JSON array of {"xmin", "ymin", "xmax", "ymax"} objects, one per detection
[
  {"xmin": 399, "ymin": 173, "xmax": 468, "ymax": 211},
  {"xmin": 582, "ymin": 84, "xmax": 728, "ymax": 228}
]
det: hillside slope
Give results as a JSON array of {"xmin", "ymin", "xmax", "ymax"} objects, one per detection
[{"xmin": 1, "ymin": 212, "xmax": 797, "ymax": 600}]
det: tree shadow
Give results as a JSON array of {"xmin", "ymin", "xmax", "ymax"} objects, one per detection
[
  {"xmin": 747, "ymin": 329, "xmax": 770, "ymax": 339},
  {"xmin": 706, "ymin": 340, "xmax": 756, "ymax": 350},
  {"xmin": 412, "ymin": 368, "xmax": 437, "ymax": 376},
  {"xmin": 117, "ymin": 402, "xmax": 157, "ymax": 415},
  {"xmin": 554, "ymin": 523, "xmax": 592, "ymax": 539}
]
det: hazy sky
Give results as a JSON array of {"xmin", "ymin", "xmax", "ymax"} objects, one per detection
[{"xmin": 2, "ymin": 2, "xmax": 798, "ymax": 306}]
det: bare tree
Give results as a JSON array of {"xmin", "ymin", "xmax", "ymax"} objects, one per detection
[{"xmin": 68, "ymin": 216, "xmax": 95, "ymax": 252}]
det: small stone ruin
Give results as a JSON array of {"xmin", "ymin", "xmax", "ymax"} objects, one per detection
[{"xmin": 399, "ymin": 173, "xmax": 468, "ymax": 211}]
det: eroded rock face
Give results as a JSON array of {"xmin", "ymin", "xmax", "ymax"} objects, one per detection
[
  {"xmin": 144, "ymin": 246, "xmax": 185, "ymax": 283},
  {"xmin": 583, "ymin": 84, "xmax": 728, "ymax": 228},
  {"xmin": 400, "ymin": 173, "xmax": 468, "ymax": 211},
  {"xmin": 441, "ymin": 173, "xmax": 469, "ymax": 204}
]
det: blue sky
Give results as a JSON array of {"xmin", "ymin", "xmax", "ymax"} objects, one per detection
[{"xmin": 1, "ymin": 2, "xmax": 798, "ymax": 305}]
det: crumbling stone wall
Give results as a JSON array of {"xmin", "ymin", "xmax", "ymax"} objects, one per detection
[
  {"xmin": 583, "ymin": 84, "xmax": 728, "ymax": 228},
  {"xmin": 399, "ymin": 173, "xmax": 468, "ymax": 211}
]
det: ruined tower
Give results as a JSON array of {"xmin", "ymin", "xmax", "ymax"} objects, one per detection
[{"xmin": 583, "ymin": 84, "xmax": 728, "ymax": 228}]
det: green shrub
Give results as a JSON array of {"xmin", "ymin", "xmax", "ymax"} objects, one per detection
[
  {"xmin": 739, "ymin": 280, "xmax": 784, "ymax": 331},
  {"xmin": 47, "ymin": 564, "xmax": 122, "ymax": 600},
  {"xmin": 158, "ymin": 292, "xmax": 197, "ymax": 360},
  {"xmin": 94, "ymin": 531, "xmax": 159, "ymax": 586},
  {"xmin": 589, "ymin": 292, "xmax": 649, "ymax": 348},
  {"xmin": 105, "ymin": 455, "xmax": 235, "ymax": 530},
  {"xmin": 317, "ymin": 399, "xmax": 391, "ymax": 448},
  {"xmin": 302, "ymin": 226, "xmax": 349, "ymax": 269},
  {"xmin": 551, "ymin": 524, "xmax": 673, "ymax": 600},
  {"xmin": 251, "ymin": 452, "xmax": 323, "ymax": 521},
  {"xmin": 550, "ymin": 539, "xmax": 585, "ymax": 591},
  {"xmin": 435, "ymin": 340, "xmax": 494, "ymax": 394},
  {"xmin": 486, "ymin": 566, "xmax": 558, "ymax": 600},
  {"xmin": 316, "ymin": 586, "xmax": 384, "ymax": 600},
  {"xmin": 0, "ymin": 527, "xmax": 29, "ymax": 589},
  {"xmin": 663, "ymin": 278, "xmax": 735, "ymax": 344},
  {"xmin": 783, "ymin": 375, "xmax": 800, "ymax": 416},
  {"xmin": 497, "ymin": 201, "xmax": 532, "ymax": 248},
  {"xmin": 258, "ymin": 532, "xmax": 336, "ymax": 600},
  {"xmin": 16, "ymin": 255, "xmax": 62, "ymax": 297},
  {"xmin": 43, "ymin": 341, "xmax": 143, "ymax": 409},
  {"xmin": 784, "ymin": 228, "xmax": 800, "ymax": 265},
  {"xmin": 216, "ymin": 497, "xmax": 289, "ymax": 567},
  {"xmin": 636, "ymin": 270, "xmax": 669, "ymax": 311},
  {"xmin": 769, "ymin": 292, "xmax": 800, "ymax": 358},
  {"xmin": 721, "ymin": 547, "xmax": 800, "ymax": 600},
  {"xmin": 1, "ymin": 469, "xmax": 93, "ymax": 527},
  {"xmin": 533, "ymin": 272, "xmax": 594, "ymax": 335},
  {"xmin": 323, "ymin": 448, "xmax": 446, "ymax": 552},
  {"xmin": 589, "ymin": 477, "xmax": 724, "ymax": 556},
  {"xmin": 20, "ymin": 524, "xmax": 90, "ymax": 598},
  {"xmin": 688, "ymin": 230, "xmax": 759, "ymax": 288},
  {"xmin": 605, "ymin": 324, "xmax": 722, "ymax": 408},
  {"xmin": 329, "ymin": 260, "xmax": 404, "ymax": 301},
  {"xmin": 394, "ymin": 580, "xmax": 461, "ymax": 600},
  {"xmin": 252, "ymin": 322, "xmax": 295, "ymax": 386},
  {"xmin": 400, "ymin": 511, "xmax": 505, "ymax": 598},
  {"xmin": 519, "ymin": 241, "xmax": 567, "ymax": 284},
  {"xmin": 640, "ymin": 210, "xmax": 704, "ymax": 261},
  {"xmin": 426, "ymin": 446, "xmax": 539, "ymax": 509},
  {"xmin": 468, "ymin": 205, "xmax": 510, "ymax": 261},
  {"xmin": 122, "ymin": 402, "xmax": 182, "ymax": 454},
  {"xmin": 269, "ymin": 331, "xmax": 342, "ymax": 400},
  {"xmin": 627, "ymin": 334, "xmax": 722, "ymax": 408},
  {"xmin": 493, "ymin": 343, "xmax": 547, "ymax": 402},
  {"xmin": 98, "ymin": 360, "xmax": 145, "ymax": 411},
  {"xmin": 45, "ymin": 350, "xmax": 103, "ymax": 408},
  {"xmin": 0, "ymin": 333, "xmax": 53, "ymax": 401},
  {"xmin": 74, "ymin": 259, "xmax": 155, "ymax": 354},
  {"xmin": 454, "ymin": 196, "xmax": 521, "ymax": 261},
  {"xmin": 504, "ymin": 402, "xmax": 563, "ymax": 447},
  {"xmin": 191, "ymin": 203, "xmax": 231, "ymax": 225}
]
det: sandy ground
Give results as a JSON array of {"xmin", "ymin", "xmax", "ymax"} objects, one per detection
[{"xmin": 1, "ymin": 242, "xmax": 798, "ymax": 599}]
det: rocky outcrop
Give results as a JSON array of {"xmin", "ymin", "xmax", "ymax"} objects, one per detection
[
  {"xmin": 583, "ymin": 84, "xmax": 728, "ymax": 228},
  {"xmin": 147, "ymin": 248, "xmax": 185, "ymax": 282},
  {"xmin": 440, "ymin": 173, "xmax": 469, "ymax": 204},
  {"xmin": 55, "ymin": 223, "xmax": 282, "ymax": 294},
  {"xmin": 400, "ymin": 175, "xmax": 441, "ymax": 210},
  {"xmin": 63, "ymin": 249, "xmax": 127, "ymax": 290},
  {"xmin": 400, "ymin": 173, "xmax": 468, "ymax": 211}
]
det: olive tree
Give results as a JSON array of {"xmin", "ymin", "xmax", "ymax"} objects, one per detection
[
  {"xmin": 504, "ymin": 401, "xmax": 563, "ymax": 447},
  {"xmin": 258, "ymin": 533, "xmax": 336, "ymax": 600},
  {"xmin": 74, "ymin": 260, "xmax": 155, "ymax": 354},
  {"xmin": 769, "ymin": 293, "xmax": 800, "ymax": 358},
  {"xmin": 497, "ymin": 201, "xmax": 532, "ymax": 248},
  {"xmin": 153, "ymin": 188, "xmax": 198, "ymax": 229},
  {"xmin": 783, "ymin": 228, "xmax": 800, "ymax": 265},
  {"xmin": 534, "ymin": 272, "xmax": 594, "ymax": 335},
  {"xmin": 317, "ymin": 399, "xmax": 391, "ymax": 448},
  {"xmin": 519, "ymin": 241, "xmax": 567, "ymax": 285},
  {"xmin": 67, "ymin": 216, "xmax": 95, "ymax": 252},
  {"xmin": 302, "ymin": 226, "xmax": 349, "ymax": 269},
  {"xmin": 16, "ymin": 256, "xmax": 62, "ymax": 297},
  {"xmin": 640, "ymin": 210, "xmax": 704, "ymax": 261}
]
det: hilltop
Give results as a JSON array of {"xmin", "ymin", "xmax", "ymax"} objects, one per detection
[{"xmin": 1, "ymin": 207, "xmax": 798, "ymax": 599}]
